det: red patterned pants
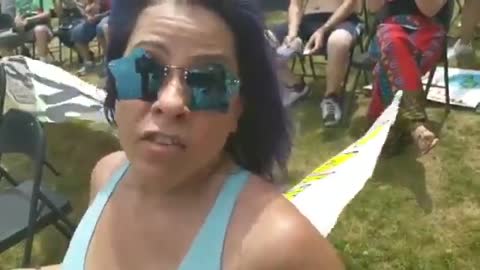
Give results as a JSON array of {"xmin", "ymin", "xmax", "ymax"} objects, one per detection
[{"xmin": 368, "ymin": 15, "xmax": 446, "ymax": 124}]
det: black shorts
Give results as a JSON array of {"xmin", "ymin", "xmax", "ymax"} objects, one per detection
[{"xmin": 271, "ymin": 12, "xmax": 360, "ymax": 50}]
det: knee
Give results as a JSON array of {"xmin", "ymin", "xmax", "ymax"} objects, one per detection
[
  {"xmin": 327, "ymin": 29, "xmax": 354, "ymax": 53},
  {"xmin": 96, "ymin": 24, "xmax": 108, "ymax": 38},
  {"xmin": 376, "ymin": 26, "xmax": 409, "ymax": 51},
  {"xmin": 33, "ymin": 25, "xmax": 49, "ymax": 39}
]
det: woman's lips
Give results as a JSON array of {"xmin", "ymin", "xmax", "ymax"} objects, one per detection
[{"xmin": 140, "ymin": 131, "xmax": 186, "ymax": 150}]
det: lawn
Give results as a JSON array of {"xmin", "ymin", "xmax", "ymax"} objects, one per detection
[{"xmin": 1, "ymin": 11, "xmax": 480, "ymax": 270}]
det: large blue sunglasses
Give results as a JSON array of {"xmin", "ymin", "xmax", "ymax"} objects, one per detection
[{"xmin": 108, "ymin": 47, "xmax": 241, "ymax": 112}]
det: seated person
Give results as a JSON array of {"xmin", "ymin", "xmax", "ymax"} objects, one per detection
[
  {"xmin": 11, "ymin": 0, "xmax": 55, "ymax": 62},
  {"xmin": 54, "ymin": 0, "xmax": 84, "ymax": 49},
  {"xmin": 367, "ymin": 0, "xmax": 450, "ymax": 155},
  {"xmin": 270, "ymin": 0, "xmax": 359, "ymax": 127},
  {"xmin": 70, "ymin": 0, "xmax": 110, "ymax": 75},
  {"xmin": 17, "ymin": 0, "xmax": 345, "ymax": 269},
  {"xmin": 0, "ymin": 0, "xmax": 28, "ymax": 54},
  {"xmin": 447, "ymin": 0, "xmax": 480, "ymax": 60}
]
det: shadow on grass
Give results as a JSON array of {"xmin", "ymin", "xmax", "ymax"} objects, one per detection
[{"xmin": 374, "ymin": 148, "xmax": 432, "ymax": 214}]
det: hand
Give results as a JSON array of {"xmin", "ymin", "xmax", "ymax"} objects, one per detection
[
  {"xmin": 304, "ymin": 28, "xmax": 326, "ymax": 55},
  {"xmin": 86, "ymin": 15, "xmax": 97, "ymax": 23},
  {"xmin": 283, "ymin": 35, "xmax": 297, "ymax": 47},
  {"xmin": 14, "ymin": 16, "xmax": 27, "ymax": 32}
]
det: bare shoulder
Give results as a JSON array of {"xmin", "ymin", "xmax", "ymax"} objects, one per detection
[
  {"xmin": 89, "ymin": 151, "xmax": 127, "ymax": 202},
  {"xmin": 238, "ymin": 176, "xmax": 344, "ymax": 270}
]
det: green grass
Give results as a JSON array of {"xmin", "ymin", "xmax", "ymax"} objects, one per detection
[{"xmin": 1, "ymin": 11, "xmax": 480, "ymax": 270}]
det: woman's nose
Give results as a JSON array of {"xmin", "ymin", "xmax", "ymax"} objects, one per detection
[{"xmin": 151, "ymin": 74, "xmax": 190, "ymax": 117}]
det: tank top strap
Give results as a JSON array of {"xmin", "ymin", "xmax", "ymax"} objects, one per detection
[
  {"xmin": 61, "ymin": 162, "xmax": 130, "ymax": 270},
  {"xmin": 178, "ymin": 169, "xmax": 250, "ymax": 270}
]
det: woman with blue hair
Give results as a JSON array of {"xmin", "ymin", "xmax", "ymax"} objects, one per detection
[{"xmin": 17, "ymin": 0, "xmax": 344, "ymax": 269}]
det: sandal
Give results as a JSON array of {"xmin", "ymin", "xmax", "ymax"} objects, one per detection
[{"xmin": 411, "ymin": 124, "xmax": 439, "ymax": 156}]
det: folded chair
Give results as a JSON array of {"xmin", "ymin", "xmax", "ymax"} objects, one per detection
[{"xmin": 0, "ymin": 108, "xmax": 75, "ymax": 267}]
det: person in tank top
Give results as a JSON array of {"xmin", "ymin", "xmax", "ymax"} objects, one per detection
[{"xmin": 19, "ymin": 0, "xmax": 345, "ymax": 269}]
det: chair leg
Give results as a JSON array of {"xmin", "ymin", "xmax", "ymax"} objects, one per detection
[
  {"xmin": 44, "ymin": 160, "xmax": 61, "ymax": 176},
  {"xmin": 425, "ymin": 67, "xmax": 437, "ymax": 96},
  {"xmin": 290, "ymin": 57, "xmax": 297, "ymax": 72},
  {"xmin": 308, "ymin": 55, "xmax": 317, "ymax": 78},
  {"xmin": 443, "ymin": 51, "xmax": 450, "ymax": 114},
  {"xmin": 22, "ymin": 188, "xmax": 41, "ymax": 267},
  {"xmin": 53, "ymin": 220, "xmax": 74, "ymax": 239},
  {"xmin": 0, "ymin": 166, "xmax": 20, "ymax": 186},
  {"xmin": 341, "ymin": 48, "xmax": 356, "ymax": 126},
  {"xmin": 299, "ymin": 55, "xmax": 307, "ymax": 77},
  {"xmin": 38, "ymin": 191, "xmax": 76, "ymax": 231}
]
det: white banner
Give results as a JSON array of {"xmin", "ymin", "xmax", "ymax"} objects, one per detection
[
  {"xmin": 2, "ymin": 56, "xmax": 107, "ymax": 123},
  {"xmin": 284, "ymin": 91, "xmax": 403, "ymax": 236}
]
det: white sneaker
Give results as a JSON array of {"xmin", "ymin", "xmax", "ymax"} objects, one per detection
[
  {"xmin": 282, "ymin": 83, "xmax": 310, "ymax": 106},
  {"xmin": 447, "ymin": 40, "xmax": 474, "ymax": 61},
  {"xmin": 320, "ymin": 97, "xmax": 342, "ymax": 127}
]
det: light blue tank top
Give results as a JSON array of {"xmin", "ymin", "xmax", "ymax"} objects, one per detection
[{"xmin": 62, "ymin": 162, "xmax": 250, "ymax": 270}]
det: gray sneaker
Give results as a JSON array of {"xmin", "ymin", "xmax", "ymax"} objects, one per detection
[
  {"xmin": 320, "ymin": 96, "xmax": 342, "ymax": 127},
  {"xmin": 76, "ymin": 61, "xmax": 95, "ymax": 76}
]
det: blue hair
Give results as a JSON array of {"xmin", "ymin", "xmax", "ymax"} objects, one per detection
[{"xmin": 105, "ymin": 0, "xmax": 291, "ymax": 180}]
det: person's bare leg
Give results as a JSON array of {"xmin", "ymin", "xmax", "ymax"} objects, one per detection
[
  {"xmin": 320, "ymin": 28, "xmax": 353, "ymax": 126},
  {"xmin": 459, "ymin": 0, "xmax": 480, "ymax": 44},
  {"xmin": 325, "ymin": 28, "xmax": 354, "ymax": 97},
  {"xmin": 448, "ymin": 0, "xmax": 480, "ymax": 60},
  {"xmin": 75, "ymin": 42, "xmax": 92, "ymax": 63},
  {"xmin": 33, "ymin": 25, "xmax": 51, "ymax": 62}
]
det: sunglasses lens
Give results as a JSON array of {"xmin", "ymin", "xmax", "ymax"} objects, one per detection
[
  {"xmin": 187, "ymin": 65, "xmax": 240, "ymax": 112},
  {"xmin": 108, "ymin": 48, "xmax": 146, "ymax": 100}
]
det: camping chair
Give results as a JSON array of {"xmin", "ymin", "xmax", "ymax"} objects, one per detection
[
  {"xmin": 0, "ymin": 109, "xmax": 75, "ymax": 267},
  {"xmin": 345, "ymin": 0, "xmax": 455, "ymax": 121}
]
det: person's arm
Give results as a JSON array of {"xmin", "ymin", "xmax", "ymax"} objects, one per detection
[
  {"xmin": 54, "ymin": 0, "xmax": 64, "ymax": 18},
  {"xmin": 93, "ymin": 9, "xmax": 109, "ymax": 20},
  {"xmin": 317, "ymin": 0, "xmax": 358, "ymax": 33},
  {"xmin": 366, "ymin": 0, "xmax": 384, "ymax": 13},
  {"xmin": 24, "ymin": 11, "xmax": 51, "ymax": 26},
  {"xmin": 286, "ymin": 0, "xmax": 304, "ymax": 41},
  {"xmin": 304, "ymin": 0, "xmax": 358, "ymax": 54},
  {"xmin": 415, "ymin": 0, "xmax": 447, "ymax": 17}
]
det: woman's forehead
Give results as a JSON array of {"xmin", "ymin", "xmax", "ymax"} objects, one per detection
[{"xmin": 125, "ymin": 3, "xmax": 238, "ymax": 69}]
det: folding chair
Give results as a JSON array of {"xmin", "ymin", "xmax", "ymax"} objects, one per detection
[
  {"xmin": 0, "ymin": 63, "xmax": 61, "ymax": 174},
  {"xmin": 0, "ymin": 109, "xmax": 75, "ymax": 267}
]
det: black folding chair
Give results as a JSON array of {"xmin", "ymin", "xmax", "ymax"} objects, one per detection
[{"xmin": 0, "ymin": 113, "xmax": 75, "ymax": 267}]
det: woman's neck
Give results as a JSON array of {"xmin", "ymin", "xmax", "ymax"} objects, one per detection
[{"xmin": 121, "ymin": 153, "xmax": 237, "ymax": 206}]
